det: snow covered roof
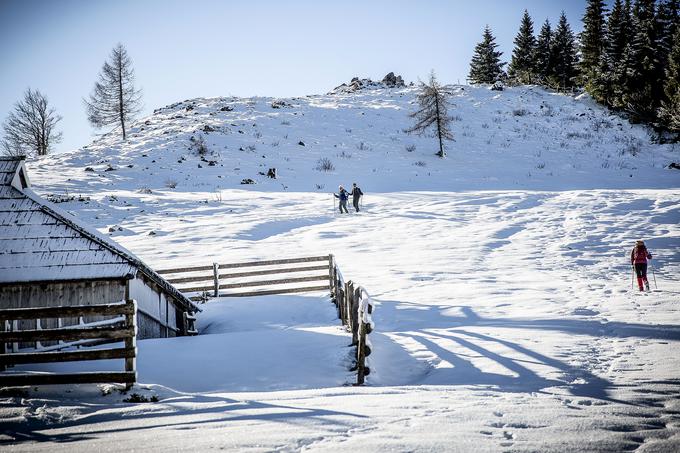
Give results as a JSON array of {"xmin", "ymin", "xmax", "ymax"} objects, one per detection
[{"xmin": 0, "ymin": 156, "xmax": 198, "ymax": 312}]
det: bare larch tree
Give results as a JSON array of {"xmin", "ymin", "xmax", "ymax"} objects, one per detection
[
  {"xmin": 84, "ymin": 43, "xmax": 142, "ymax": 140},
  {"xmin": 407, "ymin": 72, "xmax": 455, "ymax": 158},
  {"xmin": 1, "ymin": 88, "xmax": 62, "ymax": 157}
]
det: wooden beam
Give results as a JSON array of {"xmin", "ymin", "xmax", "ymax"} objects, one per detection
[
  {"xmin": 0, "ymin": 347, "xmax": 134, "ymax": 365},
  {"xmin": 218, "ymin": 275, "xmax": 330, "ymax": 290},
  {"xmin": 0, "ymin": 301, "xmax": 134, "ymax": 320},
  {"xmin": 155, "ymin": 265, "xmax": 214, "ymax": 274},
  {"xmin": 0, "ymin": 326, "xmax": 134, "ymax": 343},
  {"xmin": 0, "ymin": 371, "xmax": 136, "ymax": 387},
  {"xmin": 220, "ymin": 285, "xmax": 330, "ymax": 298},
  {"xmin": 218, "ymin": 265, "xmax": 329, "ymax": 280},
  {"xmin": 218, "ymin": 255, "xmax": 330, "ymax": 269},
  {"xmin": 165, "ymin": 274, "xmax": 213, "ymax": 284}
]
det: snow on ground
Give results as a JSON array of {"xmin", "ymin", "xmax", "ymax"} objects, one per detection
[{"xmin": 2, "ymin": 84, "xmax": 680, "ymax": 451}]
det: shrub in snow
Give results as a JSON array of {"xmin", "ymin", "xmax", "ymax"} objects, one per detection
[
  {"xmin": 280, "ymin": 120, "xmax": 291, "ymax": 126},
  {"xmin": 164, "ymin": 179, "xmax": 178, "ymax": 189},
  {"xmin": 512, "ymin": 108, "xmax": 529, "ymax": 116},
  {"xmin": 413, "ymin": 161, "xmax": 427, "ymax": 167},
  {"xmin": 356, "ymin": 141, "xmax": 371, "ymax": 151},
  {"xmin": 138, "ymin": 187, "xmax": 152, "ymax": 194},
  {"xmin": 241, "ymin": 178, "xmax": 255, "ymax": 184},
  {"xmin": 189, "ymin": 134, "xmax": 209, "ymax": 156},
  {"xmin": 219, "ymin": 105, "xmax": 233, "ymax": 112},
  {"xmin": 405, "ymin": 144, "xmax": 416, "ymax": 152},
  {"xmin": 315, "ymin": 158, "xmax": 335, "ymax": 172}
]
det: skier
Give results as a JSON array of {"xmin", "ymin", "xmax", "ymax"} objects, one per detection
[
  {"xmin": 630, "ymin": 240, "xmax": 653, "ymax": 291},
  {"xmin": 334, "ymin": 185, "xmax": 349, "ymax": 214},
  {"xmin": 349, "ymin": 182, "xmax": 364, "ymax": 212}
]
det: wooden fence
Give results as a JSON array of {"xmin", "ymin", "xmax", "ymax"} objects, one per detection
[
  {"xmin": 329, "ymin": 255, "xmax": 375, "ymax": 385},
  {"xmin": 0, "ymin": 300, "xmax": 137, "ymax": 389},
  {"xmin": 156, "ymin": 255, "xmax": 332, "ymax": 299},
  {"xmin": 156, "ymin": 254, "xmax": 375, "ymax": 385}
]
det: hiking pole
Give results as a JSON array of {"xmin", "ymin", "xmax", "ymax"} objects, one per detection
[
  {"xmin": 631, "ymin": 266, "xmax": 635, "ymax": 290},
  {"xmin": 651, "ymin": 260, "xmax": 657, "ymax": 289}
]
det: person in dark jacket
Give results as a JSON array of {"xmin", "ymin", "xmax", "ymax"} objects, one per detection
[
  {"xmin": 631, "ymin": 240, "xmax": 653, "ymax": 291},
  {"xmin": 334, "ymin": 185, "xmax": 349, "ymax": 214},
  {"xmin": 349, "ymin": 183, "xmax": 363, "ymax": 212}
]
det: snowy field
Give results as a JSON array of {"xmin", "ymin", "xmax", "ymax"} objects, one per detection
[{"xmin": 2, "ymin": 85, "xmax": 680, "ymax": 451}]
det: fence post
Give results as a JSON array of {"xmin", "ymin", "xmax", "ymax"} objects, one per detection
[
  {"xmin": 213, "ymin": 262, "xmax": 219, "ymax": 297},
  {"xmin": 329, "ymin": 255, "xmax": 336, "ymax": 300},
  {"xmin": 0, "ymin": 320, "xmax": 5, "ymax": 372},
  {"xmin": 357, "ymin": 316, "xmax": 366, "ymax": 385},
  {"xmin": 125, "ymin": 299, "xmax": 137, "ymax": 390}
]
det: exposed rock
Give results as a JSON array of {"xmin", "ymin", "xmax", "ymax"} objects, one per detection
[
  {"xmin": 330, "ymin": 72, "xmax": 406, "ymax": 94},
  {"xmin": 240, "ymin": 178, "xmax": 256, "ymax": 184},
  {"xmin": 298, "ymin": 141, "xmax": 306, "ymax": 146},
  {"xmin": 220, "ymin": 105, "xmax": 234, "ymax": 112},
  {"xmin": 203, "ymin": 125, "xmax": 215, "ymax": 133},
  {"xmin": 381, "ymin": 72, "xmax": 405, "ymax": 87},
  {"xmin": 669, "ymin": 162, "xmax": 680, "ymax": 170},
  {"xmin": 267, "ymin": 168, "xmax": 277, "ymax": 179}
]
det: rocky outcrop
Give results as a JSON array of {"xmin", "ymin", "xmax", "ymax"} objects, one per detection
[{"xmin": 329, "ymin": 72, "xmax": 407, "ymax": 94}]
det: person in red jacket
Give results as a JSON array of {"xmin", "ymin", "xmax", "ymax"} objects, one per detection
[{"xmin": 631, "ymin": 240, "xmax": 653, "ymax": 291}]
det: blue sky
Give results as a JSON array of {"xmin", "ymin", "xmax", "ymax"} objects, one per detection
[{"xmin": 0, "ymin": 0, "xmax": 591, "ymax": 153}]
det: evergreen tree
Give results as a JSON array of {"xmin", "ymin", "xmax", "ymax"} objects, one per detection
[
  {"xmin": 657, "ymin": 0, "xmax": 680, "ymax": 80},
  {"xmin": 590, "ymin": 0, "xmax": 630, "ymax": 106},
  {"xmin": 623, "ymin": 0, "xmax": 662, "ymax": 121},
  {"xmin": 84, "ymin": 43, "xmax": 142, "ymax": 140},
  {"xmin": 468, "ymin": 26, "xmax": 506, "ymax": 84},
  {"xmin": 407, "ymin": 72, "xmax": 456, "ymax": 158},
  {"xmin": 508, "ymin": 10, "xmax": 537, "ymax": 84},
  {"xmin": 609, "ymin": 0, "xmax": 635, "ymax": 108},
  {"xmin": 550, "ymin": 12, "xmax": 580, "ymax": 90},
  {"xmin": 534, "ymin": 19, "xmax": 553, "ymax": 85},
  {"xmin": 580, "ymin": 0, "xmax": 608, "ymax": 87},
  {"xmin": 659, "ymin": 28, "xmax": 680, "ymax": 132}
]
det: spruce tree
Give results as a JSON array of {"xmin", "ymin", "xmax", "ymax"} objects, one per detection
[
  {"xmin": 534, "ymin": 19, "xmax": 553, "ymax": 85},
  {"xmin": 580, "ymin": 0, "xmax": 608, "ymax": 87},
  {"xmin": 468, "ymin": 26, "xmax": 506, "ymax": 84},
  {"xmin": 508, "ymin": 10, "xmax": 537, "ymax": 84},
  {"xmin": 624, "ymin": 0, "xmax": 662, "ymax": 121},
  {"xmin": 550, "ymin": 12, "xmax": 580, "ymax": 90},
  {"xmin": 657, "ymin": 0, "xmax": 680, "ymax": 78},
  {"xmin": 659, "ymin": 28, "xmax": 680, "ymax": 132},
  {"xmin": 609, "ymin": 0, "xmax": 635, "ymax": 108},
  {"xmin": 590, "ymin": 0, "xmax": 628, "ymax": 106}
]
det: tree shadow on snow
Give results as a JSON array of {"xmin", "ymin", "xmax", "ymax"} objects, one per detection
[
  {"xmin": 371, "ymin": 300, "xmax": 680, "ymax": 404},
  {"xmin": 0, "ymin": 391, "xmax": 367, "ymax": 445}
]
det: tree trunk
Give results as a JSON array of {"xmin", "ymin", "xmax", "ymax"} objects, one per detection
[
  {"xmin": 118, "ymin": 55, "xmax": 126, "ymax": 140},
  {"xmin": 434, "ymin": 93, "xmax": 445, "ymax": 158}
]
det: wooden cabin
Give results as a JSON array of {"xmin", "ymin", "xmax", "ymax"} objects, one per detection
[{"xmin": 0, "ymin": 156, "xmax": 198, "ymax": 340}]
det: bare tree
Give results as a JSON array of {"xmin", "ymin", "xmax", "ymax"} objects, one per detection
[
  {"xmin": 84, "ymin": 43, "xmax": 142, "ymax": 140},
  {"xmin": 407, "ymin": 72, "xmax": 455, "ymax": 158},
  {"xmin": 1, "ymin": 88, "xmax": 62, "ymax": 157}
]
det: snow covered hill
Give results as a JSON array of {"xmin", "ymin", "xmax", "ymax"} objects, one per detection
[{"xmin": 3, "ymin": 82, "xmax": 680, "ymax": 451}]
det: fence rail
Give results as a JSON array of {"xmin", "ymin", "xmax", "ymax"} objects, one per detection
[
  {"xmin": 0, "ymin": 299, "xmax": 137, "ymax": 389},
  {"xmin": 156, "ymin": 255, "xmax": 332, "ymax": 300}
]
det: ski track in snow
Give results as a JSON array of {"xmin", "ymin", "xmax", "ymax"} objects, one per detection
[{"xmin": 2, "ymin": 85, "xmax": 680, "ymax": 451}]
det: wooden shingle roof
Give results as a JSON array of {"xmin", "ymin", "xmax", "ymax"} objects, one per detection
[{"xmin": 0, "ymin": 157, "xmax": 198, "ymax": 312}]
